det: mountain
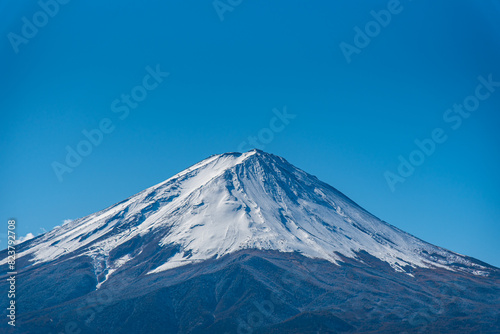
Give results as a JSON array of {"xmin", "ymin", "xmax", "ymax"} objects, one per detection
[{"xmin": 1, "ymin": 150, "xmax": 499, "ymax": 333}]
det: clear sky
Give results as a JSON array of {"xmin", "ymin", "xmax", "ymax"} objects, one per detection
[{"xmin": 1, "ymin": 0, "xmax": 499, "ymax": 267}]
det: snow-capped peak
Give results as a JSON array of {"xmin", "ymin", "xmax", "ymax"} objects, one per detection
[{"xmin": 3, "ymin": 150, "xmax": 490, "ymax": 279}]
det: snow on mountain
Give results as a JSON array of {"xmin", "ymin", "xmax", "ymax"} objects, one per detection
[{"xmin": 2, "ymin": 150, "xmax": 490, "ymax": 281}]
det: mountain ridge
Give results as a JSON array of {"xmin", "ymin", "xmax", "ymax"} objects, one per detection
[
  {"xmin": 4, "ymin": 150, "xmax": 495, "ymax": 280},
  {"xmin": 1, "ymin": 150, "xmax": 499, "ymax": 333}
]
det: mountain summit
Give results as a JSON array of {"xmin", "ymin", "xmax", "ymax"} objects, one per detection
[
  {"xmin": 5, "ymin": 150, "xmax": 491, "ymax": 278},
  {"xmin": 1, "ymin": 150, "xmax": 498, "ymax": 333}
]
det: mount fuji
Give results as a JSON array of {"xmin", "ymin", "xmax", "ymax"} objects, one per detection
[{"xmin": 1, "ymin": 150, "xmax": 499, "ymax": 333}]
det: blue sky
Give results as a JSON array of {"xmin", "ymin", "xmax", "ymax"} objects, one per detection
[{"xmin": 1, "ymin": 0, "xmax": 499, "ymax": 267}]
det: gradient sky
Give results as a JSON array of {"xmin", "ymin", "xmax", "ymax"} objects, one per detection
[{"xmin": 1, "ymin": 0, "xmax": 499, "ymax": 267}]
